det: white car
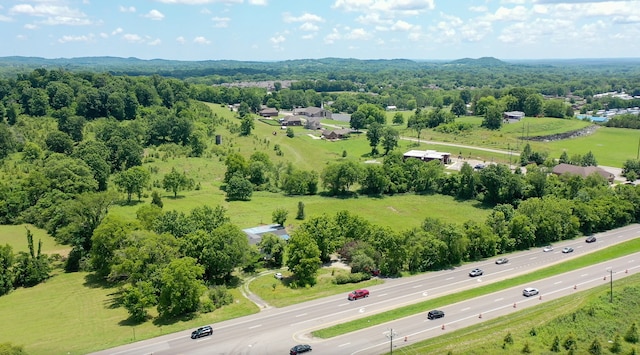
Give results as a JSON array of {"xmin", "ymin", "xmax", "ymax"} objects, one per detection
[
  {"xmin": 562, "ymin": 247, "xmax": 574, "ymax": 253},
  {"xmin": 523, "ymin": 287, "xmax": 539, "ymax": 297},
  {"xmin": 543, "ymin": 245, "xmax": 553, "ymax": 252},
  {"xmin": 274, "ymin": 272, "xmax": 283, "ymax": 279}
]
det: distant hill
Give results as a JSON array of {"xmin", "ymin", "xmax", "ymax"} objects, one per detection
[{"xmin": 447, "ymin": 57, "xmax": 508, "ymax": 66}]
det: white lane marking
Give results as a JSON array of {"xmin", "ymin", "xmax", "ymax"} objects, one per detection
[
  {"xmin": 581, "ymin": 273, "xmax": 589, "ymax": 277},
  {"xmin": 530, "ymin": 257, "xmax": 537, "ymax": 260},
  {"xmin": 412, "ymin": 284, "xmax": 423, "ymax": 289},
  {"xmin": 296, "ymin": 313, "xmax": 307, "ymax": 318},
  {"xmin": 495, "ymin": 297, "xmax": 504, "ymax": 302},
  {"xmin": 377, "ymin": 293, "xmax": 388, "ymax": 297},
  {"xmin": 461, "ymin": 307, "xmax": 470, "ymax": 311},
  {"xmin": 249, "ymin": 325, "xmax": 261, "ymax": 329},
  {"xmin": 554, "ymin": 281, "xmax": 562, "ymax": 285},
  {"xmin": 339, "ymin": 343, "xmax": 351, "ymax": 347},
  {"xmin": 445, "ymin": 277, "xmax": 454, "ymax": 281}
]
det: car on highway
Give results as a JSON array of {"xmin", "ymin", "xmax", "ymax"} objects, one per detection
[
  {"xmin": 274, "ymin": 272, "xmax": 283, "ymax": 279},
  {"xmin": 427, "ymin": 310, "xmax": 445, "ymax": 319},
  {"xmin": 190, "ymin": 325, "xmax": 213, "ymax": 339},
  {"xmin": 495, "ymin": 257, "xmax": 509, "ymax": 265},
  {"xmin": 474, "ymin": 163, "xmax": 486, "ymax": 170},
  {"xmin": 543, "ymin": 245, "xmax": 554, "ymax": 252},
  {"xmin": 469, "ymin": 268, "xmax": 483, "ymax": 277},
  {"xmin": 562, "ymin": 247, "xmax": 574, "ymax": 253},
  {"xmin": 586, "ymin": 236, "xmax": 597, "ymax": 243},
  {"xmin": 523, "ymin": 287, "xmax": 539, "ymax": 297},
  {"xmin": 348, "ymin": 289, "xmax": 369, "ymax": 300},
  {"xmin": 290, "ymin": 344, "xmax": 312, "ymax": 354}
]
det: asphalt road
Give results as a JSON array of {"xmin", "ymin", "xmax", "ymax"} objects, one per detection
[{"xmin": 92, "ymin": 224, "xmax": 640, "ymax": 355}]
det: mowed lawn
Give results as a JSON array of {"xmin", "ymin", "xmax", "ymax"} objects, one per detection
[
  {"xmin": 0, "ymin": 270, "xmax": 259, "ymax": 355},
  {"xmin": 0, "ymin": 223, "xmax": 69, "ymax": 255}
]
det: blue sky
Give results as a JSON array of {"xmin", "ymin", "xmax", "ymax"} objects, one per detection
[{"xmin": 1, "ymin": 0, "xmax": 639, "ymax": 61}]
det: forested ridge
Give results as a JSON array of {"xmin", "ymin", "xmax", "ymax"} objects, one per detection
[{"xmin": 0, "ymin": 59, "xmax": 640, "ymax": 341}]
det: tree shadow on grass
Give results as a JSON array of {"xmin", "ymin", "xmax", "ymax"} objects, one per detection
[
  {"xmin": 152, "ymin": 312, "xmax": 197, "ymax": 326},
  {"xmin": 83, "ymin": 272, "xmax": 114, "ymax": 289}
]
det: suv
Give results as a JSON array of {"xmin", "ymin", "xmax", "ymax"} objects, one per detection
[
  {"xmin": 428, "ymin": 310, "xmax": 445, "ymax": 319},
  {"xmin": 348, "ymin": 289, "xmax": 369, "ymax": 300},
  {"xmin": 523, "ymin": 287, "xmax": 539, "ymax": 297},
  {"xmin": 190, "ymin": 325, "xmax": 213, "ymax": 339}
]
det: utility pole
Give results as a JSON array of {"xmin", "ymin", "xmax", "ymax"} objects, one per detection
[
  {"xmin": 609, "ymin": 269, "xmax": 613, "ymax": 303},
  {"xmin": 386, "ymin": 328, "xmax": 397, "ymax": 355}
]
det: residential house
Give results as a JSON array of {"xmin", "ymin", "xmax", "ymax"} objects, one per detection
[
  {"xmin": 295, "ymin": 106, "xmax": 332, "ymax": 119},
  {"xmin": 322, "ymin": 128, "xmax": 352, "ymax": 140},
  {"xmin": 305, "ymin": 117, "xmax": 322, "ymax": 130},
  {"xmin": 259, "ymin": 107, "xmax": 279, "ymax": 117},
  {"xmin": 242, "ymin": 224, "xmax": 289, "ymax": 245},
  {"xmin": 551, "ymin": 163, "xmax": 615, "ymax": 183},
  {"xmin": 281, "ymin": 116, "xmax": 303, "ymax": 126}
]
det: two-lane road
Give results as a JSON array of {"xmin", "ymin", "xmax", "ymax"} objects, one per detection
[{"xmin": 93, "ymin": 224, "xmax": 640, "ymax": 355}]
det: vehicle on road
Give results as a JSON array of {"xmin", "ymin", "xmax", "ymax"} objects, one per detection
[
  {"xmin": 495, "ymin": 258, "xmax": 509, "ymax": 265},
  {"xmin": 274, "ymin": 272, "xmax": 283, "ymax": 279},
  {"xmin": 348, "ymin": 289, "xmax": 369, "ymax": 300},
  {"xmin": 562, "ymin": 247, "xmax": 574, "ymax": 253},
  {"xmin": 523, "ymin": 287, "xmax": 539, "ymax": 297},
  {"xmin": 290, "ymin": 344, "xmax": 312, "ymax": 354},
  {"xmin": 469, "ymin": 268, "xmax": 483, "ymax": 277},
  {"xmin": 543, "ymin": 245, "xmax": 554, "ymax": 252},
  {"xmin": 190, "ymin": 325, "xmax": 213, "ymax": 339},
  {"xmin": 427, "ymin": 310, "xmax": 445, "ymax": 319},
  {"xmin": 586, "ymin": 236, "xmax": 597, "ymax": 243},
  {"xmin": 474, "ymin": 163, "xmax": 486, "ymax": 170}
]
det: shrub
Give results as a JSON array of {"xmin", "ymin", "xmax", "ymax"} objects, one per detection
[
  {"xmin": 626, "ymin": 323, "xmax": 639, "ymax": 344},
  {"xmin": 333, "ymin": 272, "xmax": 371, "ymax": 285}
]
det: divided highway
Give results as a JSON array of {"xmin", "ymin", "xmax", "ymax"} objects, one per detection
[{"xmin": 93, "ymin": 224, "xmax": 640, "ymax": 355}]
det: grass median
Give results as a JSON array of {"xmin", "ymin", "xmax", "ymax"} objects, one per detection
[{"xmin": 312, "ymin": 237, "xmax": 640, "ymax": 339}]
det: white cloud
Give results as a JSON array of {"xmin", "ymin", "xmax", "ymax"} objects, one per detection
[
  {"xmin": 99, "ymin": 32, "xmax": 108, "ymax": 38},
  {"xmin": 498, "ymin": 18, "xmax": 574, "ymax": 44},
  {"xmin": 483, "ymin": 5, "xmax": 529, "ymax": 21},
  {"xmin": 193, "ymin": 36, "xmax": 211, "ymax": 44},
  {"xmin": 176, "ymin": 36, "xmax": 186, "ymax": 43},
  {"xmin": 212, "ymin": 16, "xmax": 230, "ymax": 27},
  {"xmin": 332, "ymin": 0, "xmax": 435, "ymax": 17},
  {"xmin": 148, "ymin": 38, "xmax": 162, "ymax": 45},
  {"xmin": 112, "ymin": 27, "xmax": 123, "ymax": 35},
  {"xmin": 123, "ymin": 33, "xmax": 144, "ymax": 43},
  {"xmin": 270, "ymin": 34, "xmax": 286, "ymax": 45},
  {"xmin": 390, "ymin": 20, "xmax": 418, "ymax": 31},
  {"xmin": 200, "ymin": 8, "xmax": 211, "ymax": 14},
  {"xmin": 300, "ymin": 22, "xmax": 319, "ymax": 31},
  {"xmin": 0, "ymin": 15, "xmax": 11, "ymax": 22},
  {"xmin": 119, "ymin": 6, "xmax": 136, "ymax": 13},
  {"xmin": 143, "ymin": 9, "xmax": 165, "ymax": 20},
  {"xmin": 324, "ymin": 28, "xmax": 342, "ymax": 44},
  {"xmin": 469, "ymin": 5, "xmax": 488, "ymax": 12},
  {"xmin": 502, "ymin": 0, "xmax": 526, "ymax": 3},
  {"xmin": 345, "ymin": 27, "xmax": 372, "ymax": 40},
  {"xmin": 16, "ymin": 34, "xmax": 28, "ymax": 40},
  {"xmin": 301, "ymin": 33, "xmax": 315, "ymax": 40},
  {"xmin": 24, "ymin": 23, "xmax": 38, "ymax": 30},
  {"xmin": 155, "ymin": 0, "xmax": 242, "ymax": 4},
  {"xmin": 58, "ymin": 34, "xmax": 95, "ymax": 43},
  {"xmin": 9, "ymin": 4, "xmax": 91, "ymax": 25},
  {"xmin": 248, "ymin": 0, "xmax": 267, "ymax": 4},
  {"xmin": 283, "ymin": 12, "xmax": 324, "ymax": 23}
]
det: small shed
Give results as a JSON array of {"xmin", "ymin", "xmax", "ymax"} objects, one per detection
[
  {"xmin": 503, "ymin": 111, "xmax": 525, "ymax": 120},
  {"xmin": 322, "ymin": 128, "xmax": 352, "ymax": 140},
  {"xmin": 403, "ymin": 149, "xmax": 451, "ymax": 164}
]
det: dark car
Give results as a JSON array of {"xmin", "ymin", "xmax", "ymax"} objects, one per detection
[
  {"xmin": 495, "ymin": 257, "xmax": 509, "ymax": 265},
  {"xmin": 348, "ymin": 289, "xmax": 369, "ymax": 301},
  {"xmin": 469, "ymin": 268, "xmax": 483, "ymax": 277},
  {"xmin": 586, "ymin": 236, "xmax": 597, "ymax": 243},
  {"xmin": 190, "ymin": 325, "xmax": 213, "ymax": 339},
  {"xmin": 428, "ymin": 310, "xmax": 445, "ymax": 319},
  {"xmin": 290, "ymin": 344, "xmax": 312, "ymax": 355}
]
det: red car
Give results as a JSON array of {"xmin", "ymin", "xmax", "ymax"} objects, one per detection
[{"xmin": 348, "ymin": 289, "xmax": 369, "ymax": 300}]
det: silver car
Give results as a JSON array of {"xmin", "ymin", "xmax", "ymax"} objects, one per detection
[{"xmin": 523, "ymin": 287, "xmax": 539, "ymax": 297}]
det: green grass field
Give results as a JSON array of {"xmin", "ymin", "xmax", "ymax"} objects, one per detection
[{"xmin": 0, "ymin": 224, "xmax": 69, "ymax": 255}]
